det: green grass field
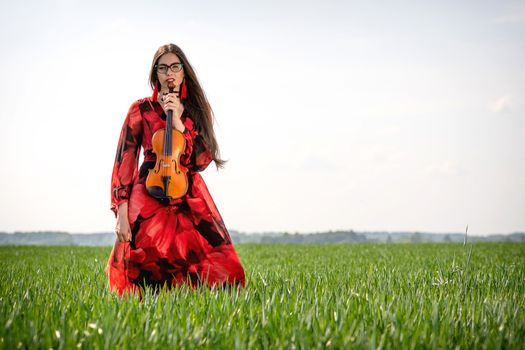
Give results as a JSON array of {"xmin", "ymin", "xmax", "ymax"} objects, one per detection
[{"xmin": 1, "ymin": 243, "xmax": 524, "ymax": 349}]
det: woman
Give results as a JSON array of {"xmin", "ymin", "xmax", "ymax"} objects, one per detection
[{"xmin": 106, "ymin": 43, "xmax": 245, "ymax": 297}]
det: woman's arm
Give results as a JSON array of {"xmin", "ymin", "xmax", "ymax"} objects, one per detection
[
  {"xmin": 110, "ymin": 101, "xmax": 143, "ymax": 217},
  {"xmin": 110, "ymin": 101, "xmax": 143, "ymax": 242}
]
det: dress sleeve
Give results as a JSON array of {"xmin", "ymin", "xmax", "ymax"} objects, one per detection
[
  {"xmin": 180, "ymin": 116, "xmax": 213, "ymax": 172},
  {"xmin": 110, "ymin": 101, "xmax": 143, "ymax": 217}
]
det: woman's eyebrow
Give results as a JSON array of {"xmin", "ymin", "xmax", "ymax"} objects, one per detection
[{"xmin": 158, "ymin": 61, "xmax": 181, "ymax": 65}]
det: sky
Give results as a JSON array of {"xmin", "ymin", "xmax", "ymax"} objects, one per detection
[{"xmin": 0, "ymin": 0, "xmax": 524, "ymax": 235}]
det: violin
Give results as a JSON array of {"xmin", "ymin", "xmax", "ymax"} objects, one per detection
[{"xmin": 146, "ymin": 81, "xmax": 189, "ymax": 200}]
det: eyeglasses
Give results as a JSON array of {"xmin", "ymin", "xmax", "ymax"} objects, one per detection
[{"xmin": 155, "ymin": 63, "xmax": 184, "ymax": 74}]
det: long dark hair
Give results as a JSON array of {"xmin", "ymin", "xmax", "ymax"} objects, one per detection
[{"xmin": 149, "ymin": 43, "xmax": 225, "ymax": 169}]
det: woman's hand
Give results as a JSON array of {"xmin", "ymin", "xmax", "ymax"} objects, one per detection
[
  {"xmin": 159, "ymin": 92, "xmax": 185, "ymax": 132},
  {"xmin": 115, "ymin": 202, "xmax": 131, "ymax": 243}
]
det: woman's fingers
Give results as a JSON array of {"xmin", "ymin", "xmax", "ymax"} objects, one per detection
[
  {"xmin": 162, "ymin": 93, "xmax": 182, "ymax": 110},
  {"xmin": 115, "ymin": 225, "xmax": 131, "ymax": 243},
  {"xmin": 116, "ymin": 230, "xmax": 124, "ymax": 242},
  {"xmin": 117, "ymin": 230, "xmax": 131, "ymax": 243},
  {"xmin": 162, "ymin": 100, "xmax": 185, "ymax": 120},
  {"xmin": 115, "ymin": 210, "xmax": 131, "ymax": 243},
  {"xmin": 162, "ymin": 93, "xmax": 179, "ymax": 104}
]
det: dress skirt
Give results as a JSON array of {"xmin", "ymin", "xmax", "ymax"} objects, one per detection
[{"xmin": 106, "ymin": 176, "xmax": 245, "ymax": 297}]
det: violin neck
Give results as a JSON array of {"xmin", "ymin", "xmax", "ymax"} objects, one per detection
[
  {"xmin": 163, "ymin": 83, "xmax": 176, "ymax": 157},
  {"xmin": 164, "ymin": 110, "xmax": 173, "ymax": 156}
]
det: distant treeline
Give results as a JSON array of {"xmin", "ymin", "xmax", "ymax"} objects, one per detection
[
  {"xmin": 232, "ymin": 230, "xmax": 525, "ymax": 244},
  {"xmin": 1, "ymin": 230, "xmax": 524, "ymax": 246}
]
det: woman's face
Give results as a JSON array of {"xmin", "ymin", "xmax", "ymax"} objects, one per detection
[{"xmin": 156, "ymin": 53, "xmax": 185, "ymax": 91}]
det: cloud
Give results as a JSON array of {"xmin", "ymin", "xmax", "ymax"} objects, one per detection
[
  {"xmin": 376, "ymin": 126, "xmax": 401, "ymax": 136},
  {"xmin": 492, "ymin": 4, "xmax": 525, "ymax": 24},
  {"xmin": 493, "ymin": 12, "xmax": 525, "ymax": 24},
  {"xmin": 490, "ymin": 95, "xmax": 512, "ymax": 113},
  {"xmin": 424, "ymin": 161, "xmax": 459, "ymax": 176},
  {"xmin": 297, "ymin": 154, "xmax": 343, "ymax": 173},
  {"xmin": 359, "ymin": 144, "xmax": 403, "ymax": 165}
]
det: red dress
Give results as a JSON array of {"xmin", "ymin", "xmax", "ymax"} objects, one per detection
[{"xmin": 105, "ymin": 97, "xmax": 245, "ymax": 297}]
